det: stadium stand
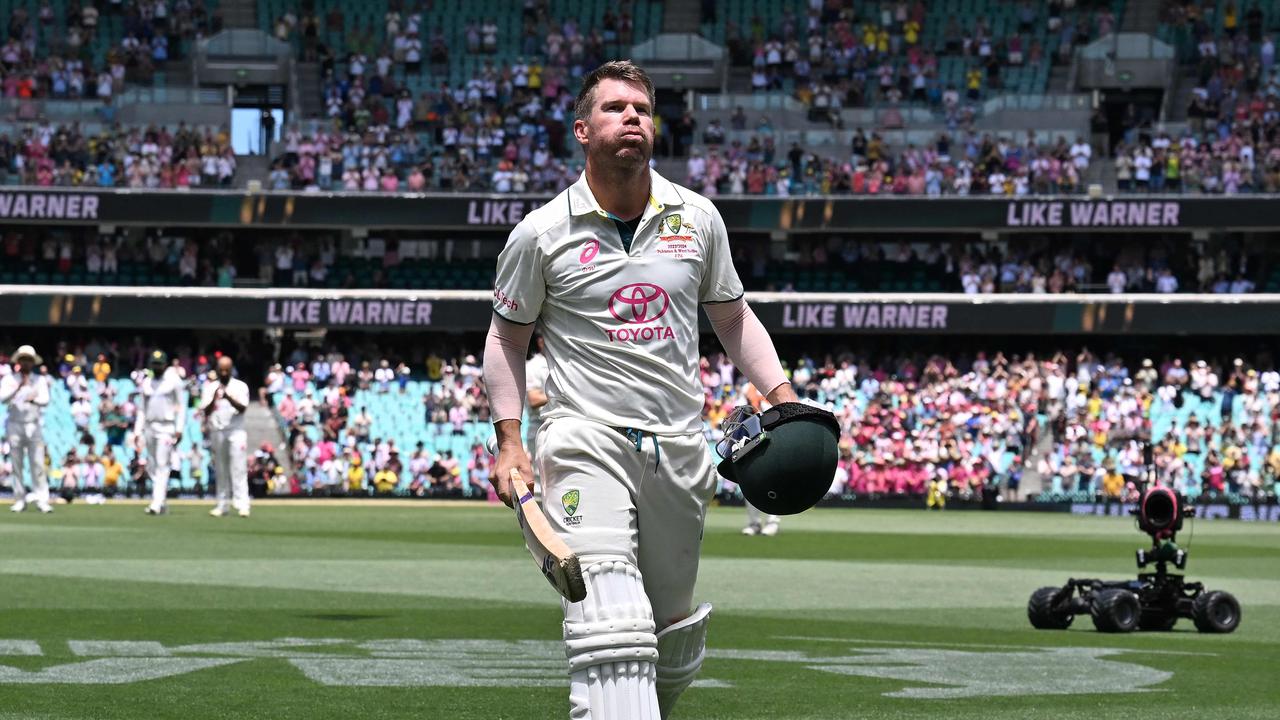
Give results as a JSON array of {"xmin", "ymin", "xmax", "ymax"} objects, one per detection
[
  {"xmin": 6, "ymin": 335, "xmax": 1277, "ymax": 508},
  {"xmin": 3, "ymin": 227, "xmax": 1274, "ymax": 294},
  {"xmin": 0, "ymin": 123, "xmax": 235, "ymax": 188}
]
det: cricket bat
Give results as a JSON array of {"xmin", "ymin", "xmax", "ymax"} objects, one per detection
[{"xmin": 487, "ymin": 437, "xmax": 587, "ymax": 603}]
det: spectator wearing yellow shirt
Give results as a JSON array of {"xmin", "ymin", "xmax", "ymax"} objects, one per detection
[
  {"xmin": 966, "ymin": 67, "xmax": 982, "ymax": 100},
  {"xmin": 1086, "ymin": 391, "xmax": 1103, "ymax": 420},
  {"xmin": 347, "ymin": 454, "xmax": 366, "ymax": 494},
  {"xmin": 374, "ymin": 467, "xmax": 398, "ymax": 495},
  {"xmin": 862, "ymin": 24, "xmax": 877, "ymax": 51},
  {"xmin": 92, "ymin": 354, "xmax": 111, "ymax": 383},
  {"xmin": 528, "ymin": 61, "xmax": 542, "ymax": 91},
  {"xmin": 101, "ymin": 449, "xmax": 124, "ymax": 498},
  {"xmin": 904, "ymin": 19, "xmax": 920, "ymax": 46},
  {"xmin": 1102, "ymin": 468, "xmax": 1125, "ymax": 502}
]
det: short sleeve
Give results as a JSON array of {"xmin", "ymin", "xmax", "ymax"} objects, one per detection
[
  {"xmin": 698, "ymin": 204, "xmax": 745, "ymax": 303},
  {"xmin": 493, "ymin": 219, "xmax": 545, "ymax": 324}
]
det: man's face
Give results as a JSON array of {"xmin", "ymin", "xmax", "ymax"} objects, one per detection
[
  {"xmin": 17, "ymin": 358, "xmax": 32, "ymax": 373},
  {"xmin": 575, "ymin": 78, "xmax": 654, "ymax": 168},
  {"xmin": 217, "ymin": 359, "xmax": 233, "ymax": 382}
]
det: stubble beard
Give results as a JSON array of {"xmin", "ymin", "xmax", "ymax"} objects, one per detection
[{"xmin": 590, "ymin": 134, "xmax": 651, "ymax": 177}]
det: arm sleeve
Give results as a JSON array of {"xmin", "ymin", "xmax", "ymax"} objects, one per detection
[
  {"xmin": 483, "ymin": 313, "xmax": 536, "ymax": 423},
  {"xmin": 492, "ymin": 219, "xmax": 545, "ymax": 325},
  {"xmin": 703, "ymin": 297, "xmax": 789, "ymax": 398},
  {"xmin": 698, "ymin": 204, "xmax": 746, "ymax": 303}
]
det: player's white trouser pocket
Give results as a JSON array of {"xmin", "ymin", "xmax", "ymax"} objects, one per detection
[{"xmin": 536, "ymin": 416, "xmax": 717, "ymax": 630}]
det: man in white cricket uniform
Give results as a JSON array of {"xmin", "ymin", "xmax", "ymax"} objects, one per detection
[
  {"xmin": 742, "ymin": 501, "xmax": 781, "ymax": 536},
  {"xmin": 202, "ymin": 356, "xmax": 251, "ymax": 517},
  {"xmin": 484, "ymin": 61, "xmax": 795, "ymax": 720},
  {"xmin": 136, "ymin": 350, "xmax": 186, "ymax": 515},
  {"xmin": 1, "ymin": 345, "xmax": 52, "ymax": 513}
]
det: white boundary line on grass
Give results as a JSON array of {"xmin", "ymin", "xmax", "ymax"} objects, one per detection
[{"xmin": 773, "ymin": 635, "xmax": 1219, "ymax": 656}]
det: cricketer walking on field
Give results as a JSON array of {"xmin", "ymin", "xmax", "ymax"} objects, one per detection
[
  {"xmin": 2, "ymin": 345, "xmax": 52, "ymax": 513},
  {"xmin": 484, "ymin": 61, "xmax": 797, "ymax": 719},
  {"xmin": 136, "ymin": 350, "xmax": 186, "ymax": 515}
]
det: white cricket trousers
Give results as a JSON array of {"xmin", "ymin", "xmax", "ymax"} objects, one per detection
[
  {"xmin": 212, "ymin": 428, "xmax": 250, "ymax": 512},
  {"xmin": 145, "ymin": 423, "xmax": 177, "ymax": 509},
  {"xmin": 7, "ymin": 424, "xmax": 48, "ymax": 505},
  {"xmin": 535, "ymin": 415, "xmax": 718, "ymax": 627}
]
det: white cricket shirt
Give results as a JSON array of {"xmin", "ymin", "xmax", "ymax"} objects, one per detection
[
  {"xmin": 201, "ymin": 377, "xmax": 250, "ymax": 432},
  {"xmin": 493, "ymin": 170, "xmax": 743, "ymax": 435},
  {"xmin": 525, "ymin": 352, "xmax": 550, "ymax": 424}
]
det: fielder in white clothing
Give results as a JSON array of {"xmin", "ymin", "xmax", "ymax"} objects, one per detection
[
  {"xmin": 525, "ymin": 335, "xmax": 550, "ymax": 486},
  {"xmin": 741, "ymin": 502, "xmax": 780, "ymax": 537},
  {"xmin": 484, "ymin": 61, "xmax": 796, "ymax": 720},
  {"xmin": 136, "ymin": 350, "xmax": 186, "ymax": 515},
  {"xmin": 202, "ymin": 356, "xmax": 251, "ymax": 518},
  {"xmin": 1, "ymin": 345, "xmax": 52, "ymax": 513}
]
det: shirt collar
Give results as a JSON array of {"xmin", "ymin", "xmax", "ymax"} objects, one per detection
[{"xmin": 567, "ymin": 167, "xmax": 683, "ymax": 219}]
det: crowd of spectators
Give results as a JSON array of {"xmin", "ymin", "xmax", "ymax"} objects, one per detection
[
  {"xmin": 7, "ymin": 334, "xmax": 1280, "ymax": 505},
  {"xmin": 734, "ymin": 235, "xmax": 1264, "ymax": 296},
  {"xmin": 0, "ymin": 122, "xmax": 235, "ymax": 188},
  {"xmin": 1106, "ymin": 2, "xmax": 1280, "ymax": 194},
  {"xmin": 6, "ymin": 228, "xmax": 1270, "ymax": 297},
  {"xmin": 944, "ymin": 241, "xmax": 1255, "ymax": 295},
  {"xmin": 721, "ymin": 0, "xmax": 1116, "ymax": 114},
  {"xmin": 0, "ymin": 0, "xmax": 220, "ymax": 104},
  {"xmin": 264, "ymin": 113, "xmax": 580, "ymax": 193},
  {"xmin": 263, "ymin": 0, "xmax": 639, "ymax": 192},
  {"xmin": 265, "ymin": 348, "xmax": 491, "ymax": 498},
  {"xmin": 684, "ymin": 128, "xmax": 1093, "ymax": 196},
  {"xmin": 704, "ymin": 346, "xmax": 1280, "ymax": 503}
]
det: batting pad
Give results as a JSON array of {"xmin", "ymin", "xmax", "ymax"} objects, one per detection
[
  {"xmin": 655, "ymin": 602, "xmax": 713, "ymax": 720},
  {"xmin": 564, "ymin": 561, "xmax": 660, "ymax": 720}
]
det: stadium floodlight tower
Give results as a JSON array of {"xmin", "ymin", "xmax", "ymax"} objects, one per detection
[{"xmin": 1026, "ymin": 445, "xmax": 1241, "ymax": 634}]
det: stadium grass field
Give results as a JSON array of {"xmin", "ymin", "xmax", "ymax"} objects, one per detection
[{"xmin": 2, "ymin": 502, "xmax": 1277, "ymax": 719}]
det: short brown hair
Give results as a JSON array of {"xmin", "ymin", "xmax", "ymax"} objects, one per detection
[{"xmin": 573, "ymin": 60, "xmax": 656, "ymax": 122}]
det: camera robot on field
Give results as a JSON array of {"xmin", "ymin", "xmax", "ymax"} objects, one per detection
[{"xmin": 1, "ymin": 345, "xmax": 52, "ymax": 513}]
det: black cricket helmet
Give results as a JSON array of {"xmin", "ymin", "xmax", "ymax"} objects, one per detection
[{"xmin": 715, "ymin": 401, "xmax": 840, "ymax": 515}]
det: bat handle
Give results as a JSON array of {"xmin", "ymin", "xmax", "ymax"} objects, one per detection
[{"xmin": 509, "ymin": 467, "xmax": 529, "ymax": 493}]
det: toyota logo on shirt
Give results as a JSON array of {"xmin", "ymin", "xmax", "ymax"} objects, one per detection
[{"xmin": 608, "ymin": 283, "xmax": 670, "ymax": 324}]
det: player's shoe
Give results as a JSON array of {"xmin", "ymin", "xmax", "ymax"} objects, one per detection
[
  {"xmin": 237, "ymin": 508, "xmax": 251, "ymax": 518},
  {"xmin": 761, "ymin": 521, "xmax": 779, "ymax": 537},
  {"xmin": 37, "ymin": 502, "xmax": 53, "ymax": 514},
  {"xmin": 144, "ymin": 505, "xmax": 166, "ymax": 515},
  {"xmin": 741, "ymin": 524, "xmax": 760, "ymax": 536},
  {"xmin": 9, "ymin": 501, "xmax": 24, "ymax": 513},
  {"xmin": 209, "ymin": 506, "xmax": 228, "ymax": 517}
]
